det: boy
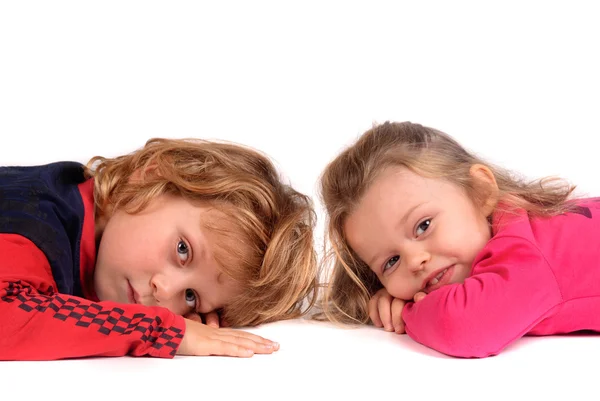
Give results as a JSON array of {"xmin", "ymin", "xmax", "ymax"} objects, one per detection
[{"xmin": 0, "ymin": 138, "xmax": 318, "ymax": 360}]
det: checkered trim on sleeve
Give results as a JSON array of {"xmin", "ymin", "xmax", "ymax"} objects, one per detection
[{"xmin": 1, "ymin": 280, "xmax": 183, "ymax": 356}]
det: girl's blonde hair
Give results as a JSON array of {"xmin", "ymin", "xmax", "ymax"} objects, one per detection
[
  {"xmin": 319, "ymin": 121, "xmax": 576, "ymax": 325},
  {"xmin": 85, "ymin": 138, "xmax": 318, "ymax": 327}
]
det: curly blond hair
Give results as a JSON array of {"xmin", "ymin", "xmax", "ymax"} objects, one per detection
[
  {"xmin": 319, "ymin": 121, "xmax": 577, "ymax": 325},
  {"xmin": 85, "ymin": 138, "xmax": 318, "ymax": 327}
]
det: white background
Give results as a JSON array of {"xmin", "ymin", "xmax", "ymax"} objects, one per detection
[{"xmin": 1, "ymin": 1, "xmax": 599, "ymax": 400}]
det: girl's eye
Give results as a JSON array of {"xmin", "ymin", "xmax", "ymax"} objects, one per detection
[
  {"xmin": 185, "ymin": 288, "xmax": 197, "ymax": 309},
  {"xmin": 416, "ymin": 219, "xmax": 431, "ymax": 236},
  {"xmin": 177, "ymin": 239, "xmax": 190, "ymax": 263},
  {"xmin": 383, "ymin": 255, "xmax": 400, "ymax": 272}
]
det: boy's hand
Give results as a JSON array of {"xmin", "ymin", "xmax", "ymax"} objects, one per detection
[
  {"xmin": 368, "ymin": 288, "xmax": 407, "ymax": 334},
  {"xmin": 184, "ymin": 311, "xmax": 230, "ymax": 328},
  {"xmin": 203, "ymin": 311, "xmax": 221, "ymax": 328},
  {"xmin": 177, "ymin": 318, "xmax": 279, "ymax": 357}
]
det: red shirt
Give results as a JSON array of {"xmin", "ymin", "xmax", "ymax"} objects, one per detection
[{"xmin": 0, "ymin": 175, "xmax": 185, "ymax": 360}]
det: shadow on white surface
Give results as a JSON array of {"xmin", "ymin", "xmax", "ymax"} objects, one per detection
[{"xmin": 2, "ymin": 319, "xmax": 598, "ymax": 400}]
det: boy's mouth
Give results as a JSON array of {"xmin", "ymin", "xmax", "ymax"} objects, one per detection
[{"xmin": 126, "ymin": 280, "xmax": 139, "ymax": 304}]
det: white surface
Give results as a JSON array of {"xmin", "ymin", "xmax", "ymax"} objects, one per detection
[
  {"xmin": 1, "ymin": 1, "xmax": 600, "ymax": 399},
  {"xmin": 3, "ymin": 319, "xmax": 600, "ymax": 400}
]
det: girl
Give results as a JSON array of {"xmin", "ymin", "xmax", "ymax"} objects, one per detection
[
  {"xmin": 319, "ymin": 121, "xmax": 600, "ymax": 358},
  {"xmin": 1, "ymin": 138, "xmax": 318, "ymax": 360}
]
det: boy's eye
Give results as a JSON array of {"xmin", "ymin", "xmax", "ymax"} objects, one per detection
[
  {"xmin": 416, "ymin": 219, "xmax": 431, "ymax": 236},
  {"xmin": 185, "ymin": 289, "xmax": 197, "ymax": 309},
  {"xmin": 383, "ymin": 255, "xmax": 400, "ymax": 272},
  {"xmin": 177, "ymin": 239, "xmax": 190, "ymax": 263}
]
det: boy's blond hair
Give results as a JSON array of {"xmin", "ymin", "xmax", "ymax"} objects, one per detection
[
  {"xmin": 319, "ymin": 121, "xmax": 576, "ymax": 325},
  {"xmin": 85, "ymin": 138, "xmax": 318, "ymax": 327}
]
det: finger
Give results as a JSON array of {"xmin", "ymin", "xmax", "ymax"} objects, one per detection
[
  {"xmin": 414, "ymin": 291, "xmax": 427, "ymax": 303},
  {"xmin": 391, "ymin": 298, "xmax": 406, "ymax": 334},
  {"xmin": 377, "ymin": 293, "xmax": 393, "ymax": 332},
  {"xmin": 206, "ymin": 339, "xmax": 255, "ymax": 358},
  {"xmin": 204, "ymin": 311, "xmax": 220, "ymax": 328},
  {"xmin": 217, "ymin": 334, "xmax": 277, "ymax": 354},
  {"xmin": 219, "ymin": 328, "xmax": 279, "ymax": 350},
  {"xmin": 184, "ymin": 312, "xmax": 203, "ymax": 323},
  {"xmin": 368, "ymin": 295, "xmax": 383, "ymax": 328}
]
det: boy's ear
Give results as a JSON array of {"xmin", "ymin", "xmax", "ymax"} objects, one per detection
[
  {"xmin": 469, "ymin": 164, "xmax": 499, "ymax": 217},
  {"xmin": 129, "ymin": 163, "xmax": 160, "ymax": 183}
]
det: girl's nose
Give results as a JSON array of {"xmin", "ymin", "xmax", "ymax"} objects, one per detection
[{"xmin": 405, "ymin": 245, "xmax": 430, "ymax": 273}]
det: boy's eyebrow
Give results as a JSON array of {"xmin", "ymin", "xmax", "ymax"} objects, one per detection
[
  {"xmin": 187, "ymin": 230, "xmax": 209, "ymax": 309},
  {"xmin": 189, "ymin": 231, "xmax": 207, "ymax": 268},
  {"xmin": 189, "ymin": 227, "xmax": 225, "ymax": 314}
]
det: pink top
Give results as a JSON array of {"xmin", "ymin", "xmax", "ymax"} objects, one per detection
[{"xmin": 402, "ymin": 198, "xmax": 600, "ymax": 357}]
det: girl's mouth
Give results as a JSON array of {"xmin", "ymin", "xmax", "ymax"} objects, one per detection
[{"xmin": 423, "ymin": 265, "xmax": 455, "ymax": 292}]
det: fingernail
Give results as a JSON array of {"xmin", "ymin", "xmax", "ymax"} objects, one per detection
[
  {"xmin": 273, "ymin": 342, "xmax": 280, "ymax": 350},
  {"xmin": 245, "ymin": 349, "xmax": 254, "ymax": 355}
]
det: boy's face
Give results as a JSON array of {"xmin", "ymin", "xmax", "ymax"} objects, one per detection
[
  {"xmin": 344, "ymin": 166, "xmax": 493, "ymax": 301},
  {"xmin": 93, "ymin": 194, "xmax": 241, "ymax": 317}
]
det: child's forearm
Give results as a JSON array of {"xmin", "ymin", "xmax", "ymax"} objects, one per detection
[
  {"xmin": 402, "ymin": 237, "xmax": 563, "ymax": 357},
  {"xmin": 0, "ymin": 280, "xmax": 185, "ymax": 360},
  {"xmin": 0, "ymin": 235, "xmax": 185, "ymax": 360}
]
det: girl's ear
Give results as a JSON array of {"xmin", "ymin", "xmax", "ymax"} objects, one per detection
[{"xmin": 469, "ymin": 164, "xmax": 499, "ymax": 217}]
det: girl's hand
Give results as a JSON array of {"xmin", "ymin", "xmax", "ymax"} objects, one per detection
[
  {"xmin": 368, "ymin": 288, "xmax": 407, "ymax": 334},
  {"xmin": 177, "ymin": 318, "xmax": 279, "ymax": 357},
  {"xmin": 413, "ymin": 291, "xmax": 427, "ymax": 303}
]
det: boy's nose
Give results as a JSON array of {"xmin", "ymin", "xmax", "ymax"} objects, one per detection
[{"xmin": 150, "ymin": 273, "xmax": 178, "ymax": 302}]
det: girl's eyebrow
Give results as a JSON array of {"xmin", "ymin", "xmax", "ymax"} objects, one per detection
[
  {"xmin": 398, "ymin": 201, "xmax": 428, "ymax": 228},
  {"xmin": 366, "ymin": 201, "xmax": 428, "ymax": 268}
]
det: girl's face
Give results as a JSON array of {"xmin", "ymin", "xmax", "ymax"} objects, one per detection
[
  {"xmin": 344, "ymin": 165, "xmax": 494, "ymax": 301},
  {"xmin": 93, "ymin": 194, "xmax": 241, "ymax": 317}
]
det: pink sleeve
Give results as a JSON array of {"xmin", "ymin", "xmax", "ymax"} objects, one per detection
[{"xmin": 402, "ymin": 235, "xmax": 563, "ymax": 358}]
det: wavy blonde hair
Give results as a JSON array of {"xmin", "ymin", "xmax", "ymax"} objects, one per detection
[
  {"xmin": 319, "ymin": 121, "xmax": 577, "ymax": 325},
  {"xmin": 85, "ymin": 138, "xmax": 318, "ymax": 327}
]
